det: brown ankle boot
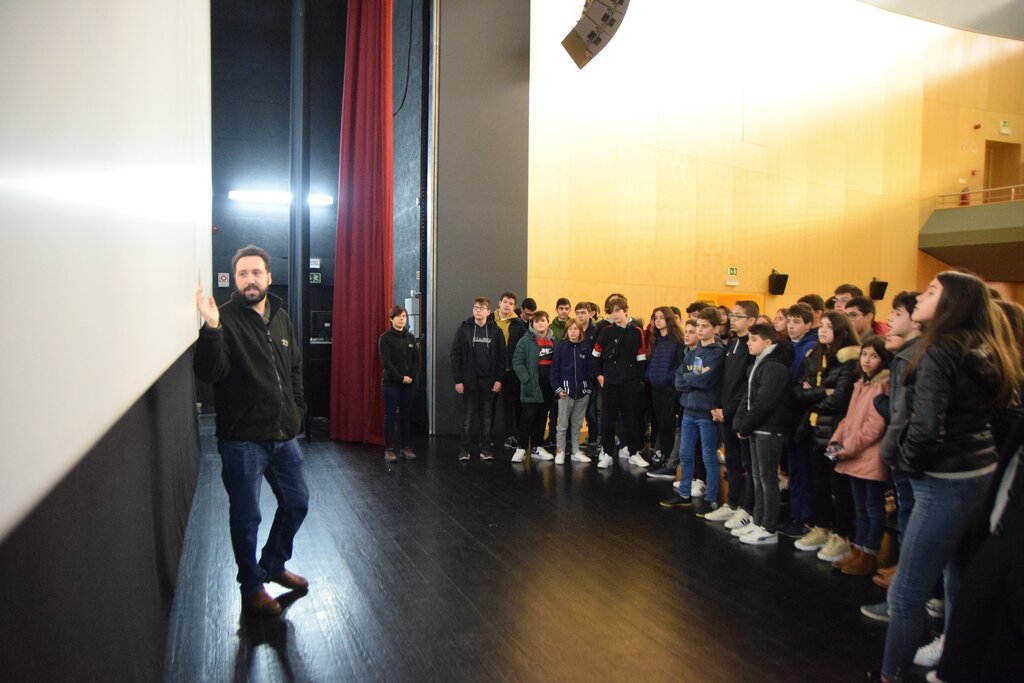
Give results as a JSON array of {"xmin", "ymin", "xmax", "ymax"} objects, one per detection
[
  {"xmin": 877, "ymin": 563, "xmax": 898, "ymax": 577},
  {"xmin": 832, "ymin": 546, "xmax": 861, "ymax": 569},
  {"xmin": 842, "ymin": 550, "xmax": 877, "ymax": 576}
]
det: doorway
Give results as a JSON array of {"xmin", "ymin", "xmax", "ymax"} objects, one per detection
[{"xmin": 984, "ymin": 140, "xmax": 1021, "ymax": 202}]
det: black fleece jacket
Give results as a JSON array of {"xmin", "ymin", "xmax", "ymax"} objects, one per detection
[
  {"xmin": 734, "ymin": 342, "xmax": 795, "ymax": 437},
  {"xmin": 194, "ymin": 292, "xmax": 305, "ymax": 441},
  {"xmin": 450, "ymin": 317, "xmax": 507, "ymax": 384},
  {"xmin": 378, "ymin": 327, "xmax": 420, "ymax": 387},
  {"xmin": 719, "ymin": 333, "xmax": 753, "ymax": 419}
]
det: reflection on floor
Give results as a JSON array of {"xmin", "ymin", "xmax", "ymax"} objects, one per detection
[{"xmin": 166, "ymin": 421, "xmax": 888, "ymax": 682}]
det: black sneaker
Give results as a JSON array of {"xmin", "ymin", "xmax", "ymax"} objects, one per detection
[
  {"xmin": 504, "ymin": 436, "xmax": 518, "ymax": 449},
  {"xmin": 660, "ymin": 494, "xmax": 693, "ymax": 509},
  {"xmin": 646, "ymin": 465, "xmax": 676, "ymax": 480},
  {"xmin": 694, "ymin": 501, "xmax": 719, "ymax": 519},
  {"xmin": 779, "ymin": 520, "xmax": 810, "ymax": 538},
  {"xmin": 480, "ymin": 451, "xmax": 494, "ymax": 462},
  {"xmin": 458, "ymin": 450, "xmax": 471, "ymax": 462}
]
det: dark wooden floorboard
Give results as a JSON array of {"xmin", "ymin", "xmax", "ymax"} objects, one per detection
[{"xmin": 166, "ymin": 418, "xmax": 891, "ymax": 682}]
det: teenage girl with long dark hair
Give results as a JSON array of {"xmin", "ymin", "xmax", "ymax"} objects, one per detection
[{"xmin": 878, "ymin": 271, "xmax": 1021, "ymax": 683}]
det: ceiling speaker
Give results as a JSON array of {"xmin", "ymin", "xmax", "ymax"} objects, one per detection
[{"xmin": 562, "ymin": 0, "xmax": 630, "ymax": 69}]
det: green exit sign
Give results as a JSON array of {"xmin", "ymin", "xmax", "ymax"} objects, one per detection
[
  {"xmin": 309, "ymin": 272, "xmax": 322, "ymax": 284},
  {"xmin": 727, "ymin": 267, "xmax": 739, "ymax": 276}
]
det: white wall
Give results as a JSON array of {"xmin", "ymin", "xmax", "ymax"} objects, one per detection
[{"xmin": 0, "ymin": 0, "xmax": 212, "ymax": 539}]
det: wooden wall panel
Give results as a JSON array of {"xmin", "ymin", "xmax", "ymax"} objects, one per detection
[{"xmin": 529, "ymin": 0, "xmax": 1024, "ymax": 320}]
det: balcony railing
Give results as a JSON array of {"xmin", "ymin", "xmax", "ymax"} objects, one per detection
[{"xmin": 936, "ymin": 184, "xmax": 1024, "ymax": 209}]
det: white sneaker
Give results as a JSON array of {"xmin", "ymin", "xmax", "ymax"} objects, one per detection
[
  {"xmin": 618, "ymin": 446, "xmax": 630, "ymax": 459},
  {"xmin": 731, "ymin": 520, "xmax": 759, "ymax": 537},
  {"xmin": 817, "ymin": 533, "xmax": 851, "ymax": 562},
  {"xmin": 597, "ymin": 453, "xmax": 614, "ymax": 469},
  {"xmin": 778, "ymin": 472, "xmax": 789, "ymax": 491},
  {"xmin": 724, "ymin": 508, "xmax": 752, "ymax": 529},
  {"xmin": 914, "ymin": 634, "xmax": 945, "ymax": 667},
  {"xmin": 704, "ymin": 504, "xmax": 735, "ymax": 522},
  {"xmin": 691, "ymin": 479, "xmax": 706, "ymax": 497},
  {"xmin": 925, "ymin": 670, "xmax": 946, "ymax": 683},
  {"xmin": 740, "ymin": 526, "xmax": 779, "ymax": 545},
  {"xmin": 571, "ymin": 451, "xmax": 592, "ymax": 463},
  {"xmin": 511, "ymin": 448, "xmax": 526, "ymax": 463},
  {"xmin": 926, "ymin": 598, "xmax": 944, "ymax": 619},
  {"xmin": 628, "ymin": 453, "xmax": 650, "ymax": 468},
  {"xmin": 532, "ymin": 447, "xmax": 554, "ymax": 461},
  {"xmin": 554, "ymin": 451, "xmax": 565, "ymax": 465}
]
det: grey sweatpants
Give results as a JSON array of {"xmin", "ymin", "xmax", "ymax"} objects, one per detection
[{"xmin": 556, "ymin": 394, "xmax": 590, "ymax": 454}]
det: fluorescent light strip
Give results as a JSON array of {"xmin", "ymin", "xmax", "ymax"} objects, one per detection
[{"xmin": 228, "ymin": 190, "xmax": 334, "ymax": 206}]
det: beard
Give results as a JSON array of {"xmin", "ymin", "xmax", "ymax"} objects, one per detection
[{"xmin": 239, "ymin": 283, "xmax": 268, "ymax": 306}]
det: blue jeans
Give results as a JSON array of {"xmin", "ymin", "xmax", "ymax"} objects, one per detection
[
  {"xmin": 679, "ymin": 413, "xmax": 720, "ymax": 504},
  {"xmin": 893, "ymin": 470, "xmax": 915, "ymax": 542},
  {"xmin": 219, "ymin": 439, "xmax": 310, "ymax": 595},
  {"xmin": 848, "ymin": 477, "xmax": 886, "ymax": 552},
  {"xmin": 881, "ymin": 473, "xmax": 993, "ymax": 681}
]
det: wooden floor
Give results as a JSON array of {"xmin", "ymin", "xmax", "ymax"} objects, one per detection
[{"xmin": 166, "ymin": 418, "xmax": 890, "ymax": 682}]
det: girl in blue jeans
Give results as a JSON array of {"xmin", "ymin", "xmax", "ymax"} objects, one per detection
[{"xmin": 878, "ymin": 272, "xmax": 1021, "ymax": 683}]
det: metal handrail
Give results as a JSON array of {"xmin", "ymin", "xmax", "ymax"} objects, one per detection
[{"xmin": 936, "ymin": 184, "xmax": 1024, "ymax": 208}]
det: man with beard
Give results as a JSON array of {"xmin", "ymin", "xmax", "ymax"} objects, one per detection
[{"xmin": 194, "ymin": 244, "xmax": 310, "ymax": 616}]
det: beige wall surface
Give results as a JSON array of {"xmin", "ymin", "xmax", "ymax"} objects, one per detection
[{"xmin": 528, "ymin": 0, "xmax": 1024, "ymax": 319}]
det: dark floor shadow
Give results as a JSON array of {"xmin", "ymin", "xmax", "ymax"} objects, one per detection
[{"xmin": 232, "ymin": 590, "xmax": 309, "ymax": 683}]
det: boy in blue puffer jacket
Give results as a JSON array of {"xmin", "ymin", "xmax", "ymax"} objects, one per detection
[{"xmin": 550, "ymin": 320, "xmax": 596, "ymax": 464}]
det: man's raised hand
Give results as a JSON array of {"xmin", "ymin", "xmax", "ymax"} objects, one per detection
[{"xmin": 196, "ymin": 287, "xmax": 220, "ymax": 328}]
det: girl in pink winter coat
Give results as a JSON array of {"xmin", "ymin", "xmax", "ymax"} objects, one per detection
[{"xmin": 828, "ymin": 336, "xmax": 893, "ymax": 576}]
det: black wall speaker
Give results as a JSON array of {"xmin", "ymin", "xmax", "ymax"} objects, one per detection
[
  {"xmin": 869, "ymin": 279, "xmax": 889, "ymax": 301},
  {"xmin": 768, "ymin": 270, "xmax": 789, "ymax": 296},
  {"xmin": 562, "ymin": 0, "xmax": 630, "ymax": 69}
]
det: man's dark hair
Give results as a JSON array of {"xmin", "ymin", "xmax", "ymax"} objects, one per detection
[
  {"xmin": 499, "ymin": 291, "xmax": 518, "ymax": 303},
  {"xmin": 686, "ymin": 300, "xmax": 711, "ymax": 315},
  {"xmin": 669, "ymin": 306, "xmax": 681, "ymax": 318},
  {"xmin": 797, "ymin": 294, "xmax": 825, "ymax": 313},
  {"xmin": 834, "ymin": 283, "xmax": 863, "ymax": 297},
  {"xmin": 574, "ymin": 301, "xmax": 589, "ymax": 312},
  {"xmin": 533, "ymin": 310, "xmax": 550, "ymax": 322},
  {"xmin": 748, "ymin": 322, "xmax": 776, "ymax": 342},
  {"xmin": 735, "ymin": 300, "xmax": 760, "ymax": 318},
  {"xmin": 696, "ymin": 306, "xmax": 720, "ymax": 327},
  {"xmin": 521, "ymin": 297, "xmax": 537, "ymax": 312},
  {"xmin": 232, "ymin": 244, "xmax": 271, "ymax": 272},
  {"xmin": 891, "ymin": 291, "xmax": 919, "ymax": 317},
  {"xmin": 845, "ymin": 295, "xmax": 876, "ymax": 317},
  {"xmin": 786, "ymin": 302, "xmax": 814, "ymax": 324},
  {"xmin": 473, "ymin": 297, "xmax": 491, "ymax": 309},
  {"xmin": 556, "ymin": 297, "xmax": 571, "ymax": 308},
  {"xmin": 587, "ymin": 302, "xmax": 600, "ymax": 316}
]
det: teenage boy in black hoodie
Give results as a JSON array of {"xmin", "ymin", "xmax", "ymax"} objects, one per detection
[
  {"xmin": 706, "ymin": 300, "xmax": 759, "ymax": 527},
  {"xmin": 575, "ymin": 301, "xmax": 602, "ymax": 452},
  {"xmin": 592, "ymin": 296, "xmax": 647, "ymax": 469},
  {"xmin": 450, "ymin": 297, "xmax": 507, "ymax": 462},
  {"xmin": 733, "ymin": 322, "xmax": 796, "ymax": 544}
]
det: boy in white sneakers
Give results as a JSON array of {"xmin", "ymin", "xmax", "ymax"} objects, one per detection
[{"xmin": 732, "ymin": 322, "xmax": 796, "ymax": 544}]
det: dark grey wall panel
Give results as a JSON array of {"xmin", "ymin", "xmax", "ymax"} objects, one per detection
[{"xmin": 428, "ymin": 0, "xmax": 530, "ymax": 434}]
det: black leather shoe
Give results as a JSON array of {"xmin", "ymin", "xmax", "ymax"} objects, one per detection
[{"xmin": 270, "ymin": 570, "xmax": 309, "ymax": 591}]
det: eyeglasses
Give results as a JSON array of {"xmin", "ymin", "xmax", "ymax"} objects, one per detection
[
  {"xmin": 472, "ymin": 305, "xmax": 489, "ymax": 311},
  {"xmin": 728, "ymin": 313, "xmax": 749, "ymax": 319}
]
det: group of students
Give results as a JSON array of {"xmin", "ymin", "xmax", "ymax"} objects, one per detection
[{"xmin": 379, "ymin": 274, "xmax": 1024, "ymax": 682}]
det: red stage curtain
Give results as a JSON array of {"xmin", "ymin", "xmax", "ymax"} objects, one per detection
[{"xmin": 330, "ymin": 0, "xmax": 394, "ymax": 444}]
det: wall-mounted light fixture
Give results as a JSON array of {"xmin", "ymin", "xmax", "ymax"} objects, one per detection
[{"xmin": 227, "ymin": 189, "xmax": 334, "ymax": 206}]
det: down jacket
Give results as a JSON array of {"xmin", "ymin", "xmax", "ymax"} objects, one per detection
[
  {"xmin": 795, "ymin": 345, "xmax": 860, "ymax": 449},
  {"xmin": 832, "ymin": 370, "xmax": 891, "ymax": 482}
]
